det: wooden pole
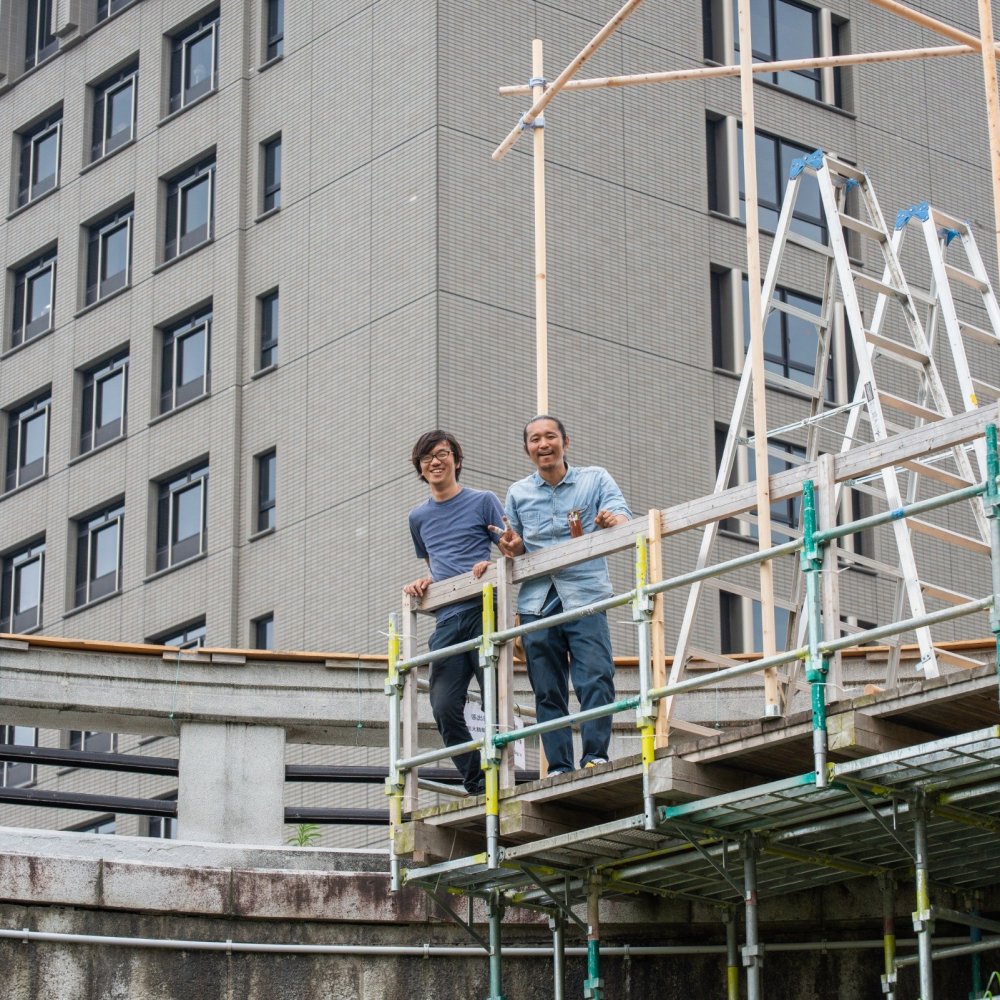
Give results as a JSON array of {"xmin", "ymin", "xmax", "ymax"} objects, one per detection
[
  {"xmin": 532, "ymin": 39, "xmax": 549, "ymax": 414},
  {"xmin": 492, "ymin": 0, "xmax": 645, "ymax": 161},
  {"xmin": 866, "ymin": 0, "xmax": 988, "ymax": 50},
  {"xmin": 736, "ymin": 0, "xmax": 780, "ymax": 715},
  {"xmin": 648, "ymin": 509, "xmax": 669, "ymax": 747},
  {"xmin": 977, "ymin": 0, "xmax": 1000, "ymax": 288},
  {"xmin": 498, "ymin": 44, "xmax": 981, "ymax": 97}
]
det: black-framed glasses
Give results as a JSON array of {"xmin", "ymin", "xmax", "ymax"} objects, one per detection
[{"xmin": 419, "ymin": 448, "xmax": 453, "ymax": 466}]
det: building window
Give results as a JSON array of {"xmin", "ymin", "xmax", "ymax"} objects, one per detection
[
  {"xmin": 86, "ymin": 204, "xmax": 133, "ymax": 306},
  {"xmin": 152, "ymin": 620, "xmax": 206, "ymax": 649},
  {"xmin": 1, "ymin": 726, "xmax": 37, "ymax": 788},
  {"xmin": 17, "ymin": 111, "xmax": 61, "ymax": 208},
  {"xmin": 96, "ymin": 0, "xmax": 135, "ymax": 24},
  {"xmin": 704, "ymin": 0, "xmax": 847, "ymax": 107},
  {"xmin": 258, "ymin": 289, "xmax": 278, "ymax": 369},
  {"xmin": 261, "ymin": 135, "xmax": 281, "ymax": 213},
  {"xmin": 253, "ymin": 613, "xmax": 274, "ymax": 650},
  {"xmin": 164, "ymin": 157, "xmax": 215, "ymax": 261},
  {"xmin": 91, "ymin": 63, "xmax": 138, "ymax": 161},
  {"xmin": 25, "ymin": 0, "xmax": 58, "ymax": 70},
  {"xmin": 80, "ymin": 352, "xmax": 128, "ymax": 454},
  {"xmin": 265, "ymin": 0, "xmax": 284, "ymax": 60},
  {"xmin": 74, "ymin": 502, "xmax": 124, "ymax": 607},
  {"xmin": 711, "ymin": 267, "xmax": 838, "ymax": 401},
  {"xmin": 146, "ymin": 797, "xmax": 178, "ymax": 839},
  {"xmin": 1, "ymin": 540, "xmax": 45, "ymax": 633},
  {"xmin": 5, "ymin": 393, "xmax": 50, "ymax": 493},
  {"xmin": 155, "ymin": 464, "xmax": 208, "ymax": 571},
  {"xmin": 256, "ymin": 449, "xmax": 276, "ymax": 532},
  {"xmin": 738, "ymin": 125, "xmax": 825, "ymax": 243},
  {"xmin": 68, "ymin": 730, "xmax": 116, "ymax": 753},
  {"xmin": 720, "ymin": 593, "xmax": 791, "ymax": 654},
  {"xmin": 160, "ymin": 307, "xmax": 211, "ymax": 413},
  {"xmin": 10, "ymin": 249, "xmax": 57, "ymax": 349},
  {"xmin": 168, "ymin": 11, "xmax": 219, "ymax": 114}
]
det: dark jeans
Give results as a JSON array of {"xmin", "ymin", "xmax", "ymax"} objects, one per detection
[
  {"xmin": 520, "ymin": 593, "xmax": 615, "ymax": 773},
  {"xmin": 428, "ymin": 606, "xmax": 485, "ymax": 794}
]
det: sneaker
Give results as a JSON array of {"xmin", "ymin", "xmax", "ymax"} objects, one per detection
[
  {"xmin": 584, "ymin": 757, "xmax": 609, "ymax": 769},
  {"xmin": 546, "ymin": 768, "xmax": 572, "ymax": 777}
]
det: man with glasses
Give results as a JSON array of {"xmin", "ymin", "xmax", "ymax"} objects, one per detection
[{"xmin": 405, "ymin": 431, "xmax": 505, "ymax": 796}]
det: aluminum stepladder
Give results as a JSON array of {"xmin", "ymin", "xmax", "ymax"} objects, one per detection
[{"xmin": 668, "ymin": 150, "xmax": 982, "ymax": 725}]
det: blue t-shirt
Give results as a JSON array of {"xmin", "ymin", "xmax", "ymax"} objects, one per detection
[{"xmin": 409, "ymin": 486, "xmax": 505, "ymax": 621}]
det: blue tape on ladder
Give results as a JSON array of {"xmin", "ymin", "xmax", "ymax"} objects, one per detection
[
  {"xmin": 895, "ymin": 202, "xmax": 930, "ymax": 230},
  {"xmin": 805, "ymin": 149, "xmax": 826, "ymax": 170},
  {"xmin": 940, "ymin": 227, "xmax": 960, "ymax": 246},
  {"xmin": 844, "ymin": 178, "xmax": 859, "ymax": 193},
  {"xmin": 789, "ymin": 157, "xmax": 807, "ymax": 179}
]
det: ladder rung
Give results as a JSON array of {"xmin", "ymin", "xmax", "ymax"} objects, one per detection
[
  {"xmin": 907, "ymin": 286, "xmax": 936, "ymax": 307},
  {"xmin": 877, "ymin": 391, "xmax": 944, "ymax": 423},
  {"xmin": 971, "ymin": 378, "xmax": 1000, "ymax": 401},
  {"xmin": 907, "ymin": 518, "xmax": 989, "ymax": 554},
  {"xmin": 763, "ymin": 369, "xmax": 821, "ymax": 399},
  {"xmin": 825, "ymin": 156, "xmax": 866, "ymax": 183},
  {"xmin": 836, "ymin": 550, "xmax": 903, "ymax": 578},
  {"xmin": 864, "ymin": 330, "xmax": 929, "ymax": 366},
  {"xmin": 928, "ymin": 207, "xmax": 970, "ymax": 235},
  {"xmin": 920, "ymin": 582, "xmax": 974, "ymax": 605},
  {"xmin": 959, "ymin": 320, "xmax": 1000, "ymax": 347},
  {"xmin": 944, "ymin": 263, "xmax": 989, "ymax": 293},
  {"xmin": 853, "ymin": 271, "xmax": 905, "ymax": 299},
  {"xmin": 900, "ymin": 459, "xmax": 974, "ymax": 490},
  {"xmin": 934, "ymin": 646, "xmax": 987, "ymax": 670},
  {"xmin": 838, "ymin": 213, "xmax": 886, "ymax": 243},
  {"xmin": 707, "ymin": 579, "xmax": 798, "ymax": 610},
  {"xmin": 687, "ymin": 648, "xmax": 746, "ymax": 671}
]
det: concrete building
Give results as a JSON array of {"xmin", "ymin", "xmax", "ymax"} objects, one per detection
[{"xmin": 1, "ymin": 0, "xmax": 997, "ymax": 841}]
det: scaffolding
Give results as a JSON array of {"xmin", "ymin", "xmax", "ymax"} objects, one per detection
[
  {"xmin": 385, "ymin": 3, "xmax": 1000, "ymax": 995},
  {"xmin": 387, "ymin": 412, "xmax": 1000, "ymax": 999}
]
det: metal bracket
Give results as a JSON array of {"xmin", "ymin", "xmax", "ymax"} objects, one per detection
[
  {"xmin": 420, "ymin": 886, "xmax": 491, "ymax": 951},
  {"xmin": 515, "ymin": 867, "xmax": 588, "ymax": 934}
]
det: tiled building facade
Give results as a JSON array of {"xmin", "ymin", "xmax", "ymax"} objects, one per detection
[{"xmin": 1, "ymin": 0, "xmax": 996, "ymax": 843}]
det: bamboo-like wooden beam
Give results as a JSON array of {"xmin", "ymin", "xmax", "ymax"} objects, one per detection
[
  {"xmin": 498, "ymin": 44, "xmax": 984, "ymax": 97},
  {"xmin": 978, "ymin": 0, "xmax": 1000, "ymax": 289},
  {"xmin": 867, "ymin": 0, "xmax": 988, "ymax": 50},
  {"xmin": 491, "ymin": 0, "xmax": 646, "ymax": 162},
  {"xmin": 736, "ymin": 0, "xmax": 780, "ymax": 715},
  {"xmin": 532, "ymin": 39, "xmax": 549, "ymax": 413}
]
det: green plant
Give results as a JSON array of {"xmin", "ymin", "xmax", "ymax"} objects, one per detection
[{"xmin": 287, "ymin": 822, "xmax": 321, "ymax": 847}]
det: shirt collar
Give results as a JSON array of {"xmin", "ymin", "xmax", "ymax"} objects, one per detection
[{"xmin": 531, "ymin": 464, "xmax": 576, "ymax": 488}]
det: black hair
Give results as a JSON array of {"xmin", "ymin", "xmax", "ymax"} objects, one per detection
[
  {"xmin": 411, "ymin": 430, "xmax": 463, "ymax": 482},
  {"xmin": 522, "ymin": 414, "xmax": 568, "ymax": 446}
]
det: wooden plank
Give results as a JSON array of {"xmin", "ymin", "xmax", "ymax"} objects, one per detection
[
  {"xmin": 908, "ymin": 518, "xmax": 990, "ymax": 554},
  {"xmin": 394, "ymin": 821, "xmax": 484, "ymax": 864},
  {"xmin": 648, "ymin": 756, "xmax": 757, "ymax": 801},
  {"xmin": 827, "ymin": 711, "xmax": 932, "ymax": 756}
]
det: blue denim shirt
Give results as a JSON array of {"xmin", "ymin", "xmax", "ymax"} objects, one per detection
[{"xmin": 505, "ymin": 465, "xmax": 632, "ymax": 614}]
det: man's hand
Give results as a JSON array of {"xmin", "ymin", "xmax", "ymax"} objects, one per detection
[
  {"xmin": 490, "ymin": 517, "xmax": 525, "ymax": 558},
  {"xmin": 595, "ymin": 509, "xmax": 629, "ymax": 530},
  {"xmin": 471, "ymin": 560, "xmax": 490, "ymax": 578},
  {"xmin": 403, "ymin": 576, "xmax": 433, "ymax": 598}
]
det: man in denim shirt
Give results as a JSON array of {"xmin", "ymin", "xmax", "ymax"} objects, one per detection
[{"xmin": 495, "ymin": 416, "xmax": 631, "ymax": 774}]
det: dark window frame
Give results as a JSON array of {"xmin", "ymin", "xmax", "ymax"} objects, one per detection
[
  {"xmin": 5, "ymin": 393, "xmax": 50, "ymax": 493},
  {"xmin": 164, "ymin": 157, "xmax": 216, "ymax": 261},
  {"xmin": 258, "ymin": 289, "xmax": 278, "ymax": 369},
  {"xmin": 159, "ymin": 308, "xmax": 211, "ymax": 414},
  {"xmin": 253, "ymin": 613, "xmax": 274, "ymax": 650},
  {"xmin": 265, "ymin": 0, "xmax": 284, "ymax": 60},
  {"xmin": 261, "ymin": 135, "xmax": 282, "ymax": 213},
  {"xmin": 17, "ymin": 111, "xmax": 61, "ymax": 208},
  {"xmin": 10, "ymin": 248, "xmax": 57, "ymax": 349},
  {"xmin": 732, "ymin": 0, "xmax": 821, "ymax": 100},
  {"xmin": 1, "ymin": 539, "xmax": 46, "ymax": 634},
  {"xmin": 74, "ymin": 501, "xmax": 125, "ymax": 607},
  {"xmin": 1, "ymin": 725, "xmax": 38, "ymax": 788},
  {"xmin": 86, "ymin": 204, "xmax": 134, "ymax": 306},
  {"xmin": 151, "ymin": 620, "xmax": 206, "ymax": 649},
  {"xmin": 96, "ymin": 0, "xmax": 136, "ymax": 24},
  {"xmin": 168, "ymin": 11, "xmax": 220, "ymax": 114},
  {"xmin": 25, "ymin": 0, "xmax": 58, "ymax": 70},
  {"xmin": 155, "ymin": 464, "xmax": 209, "ymax": 571},
  {"xmin": 80, "ymin": 351, "xmax": 129, "ymax": 454},
  {"xmin": 91, "ymin": 63, "xmax": 138, "ymax": 161},
  {"xmin": 256, "ymin": 449, "xmax": 276, "ymax": 532},
  {"xmin": 68, "ymin": 730, "xmax": 116, "ymax": 753}
]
